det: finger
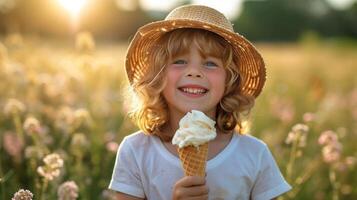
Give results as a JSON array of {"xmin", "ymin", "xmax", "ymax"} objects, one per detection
[
  {"xmin": 179, "ymin": 176, "xmax": 206, "ymax": 187},
  {"xmin": 189, "ymin": 184, "xmax": 209, "ymax": 196},
  {"xmin": 175, "ymin": 184, "xmax": 209, "ymax": 198},
  {"xmin": 185, "ymin": 194, "xmax": 209, "ymax": 200}
]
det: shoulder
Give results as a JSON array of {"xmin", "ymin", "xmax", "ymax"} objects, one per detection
[
  {"xmin": 123, "ymin": 131, "xmax": 152, "ymax": 145},
  {"xmin": 119, "ymin": 131, "xmax": 157, "ymax": 155},
  {"xmin": 236, "ymin": 133, "xmax": 269, "ymax": 152}
]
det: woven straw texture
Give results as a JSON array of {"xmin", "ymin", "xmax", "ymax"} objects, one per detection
[
  {"xmin": 177, "ymin": 143, "xmax": 208, "ymax": 177},
  {"xmin": 125, "ymin": 5, "xmax": 266, "ymax": 98}
]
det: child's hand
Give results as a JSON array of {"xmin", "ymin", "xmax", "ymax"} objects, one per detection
[{"xmin": 172, "ymin": 176, "xmax": 209, "ymax": 200}]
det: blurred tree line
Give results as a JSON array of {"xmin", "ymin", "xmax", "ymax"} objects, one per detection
[
  {"xmin": 0, "ymin": 0, "xmax": 356, "ymax": 41},
  {"xmin": 235, "ymin": 0, "xmax": 357, "ymax": 41}
]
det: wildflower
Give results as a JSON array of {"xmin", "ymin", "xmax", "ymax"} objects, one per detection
[
  {"xmin": 302, "ymin": 112, "xmax": 316, "ymax": 123},
  {"xmin": 106, "ymin": 141, "xmax": 119, "ymax": 153},
  {"xmin": 285, "ymin": 123, "xmax": 309, "ymax": 147},
  {"xmin": 3, "ymin": 132, "xmax": 24, "ymax": 162},
  {"xmin": 318, "ymin": 130, "xmax": 338, "ymax": 146},
  {"xmin": 43, "ymin": 153, "xmax": 64, "ymax": 168},
  {"xmin": 75, "ymin": 31, "xmax": 95, "ymax": 53},
  {"xmin": 318, "ymin": 130, "xmax": 345, "ymax": 164},
  {"xmin": 321, "ymin": 141, "xmax": 342, "ymax": 164},
  {"xmin": 3, "ymin": 98, "xmax": 26, "ymax": 116},
  {"xmin": 37, "ymin": 153, "xmax": 63, "ymax": 180},
  {"xmin": 73, "ymin": 108, "xmax": 92, "ymax": 128},
  {"xmin": 12, "ymin": 189, "xmax": 33, "ymax": 200},
  {"xmin": 58, "ymin": 181, "xmax": 79, "ymax": 200},
  {"xmin": 23, "ymin": 116, "xmax": 41, "ymax": 135}
]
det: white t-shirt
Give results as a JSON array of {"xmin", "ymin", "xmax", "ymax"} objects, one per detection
[{"xmin": 109, "ymin": 131, "xmax": 291, "ymax": 200}]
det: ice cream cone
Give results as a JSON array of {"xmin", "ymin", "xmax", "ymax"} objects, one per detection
[{"xmin": 177, "ymin": 142, "xmax": 208, "ymax": 177}]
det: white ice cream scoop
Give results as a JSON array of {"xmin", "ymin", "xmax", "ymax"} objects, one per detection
[{"xmin": 172, "ymin": 110, "xmax": 217, "ymax": 148}]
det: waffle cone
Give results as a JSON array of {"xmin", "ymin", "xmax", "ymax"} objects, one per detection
[{"xmin": 177, "ymin": 143, "xmax": 208, "ymax": 177}]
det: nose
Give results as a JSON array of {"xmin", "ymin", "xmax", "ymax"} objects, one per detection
[{"xmin": 185, "ymin": 63, "xmax": 203, "ymax": 78}]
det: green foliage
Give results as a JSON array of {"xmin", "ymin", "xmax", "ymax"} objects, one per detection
[{"xmin": 235, "ymin": 0, "xmax": 357, "ymax": 41}]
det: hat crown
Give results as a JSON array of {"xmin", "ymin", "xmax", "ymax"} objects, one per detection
[{"xmin": 165, "ymin": 5, "xmax": 234, "ymax": 32}]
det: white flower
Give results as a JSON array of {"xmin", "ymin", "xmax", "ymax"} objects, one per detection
[
  {"xmin": 12, "ymin": 189, "xmax": 33, "ymax": 200},
  {"xmin": 4, "ymin": 98, "xmax": 26, "ymax": 116},
  {"xmin": 285, "ymin": 123, "xmax": 309, "ymax": 147},
  {"xmin": 23, "ymin": 116, "xmax": 41, "ymax": 135},
  {"xmin": 37, "ymin": 153, "xmax": 63, "ymax": 180}
]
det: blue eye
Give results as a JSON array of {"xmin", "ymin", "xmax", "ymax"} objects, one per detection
[
  {"xmin": 204, "ymin": 61, "xmax": 218, "ymax": 68},
  {"xmin": 172, "ymin": 59, "xmax": 187, "ymax": 65}
]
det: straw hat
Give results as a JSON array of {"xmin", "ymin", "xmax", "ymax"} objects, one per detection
[{"xmin": 125, "ymin": 4, "xmax": 266, "ymax": 98}]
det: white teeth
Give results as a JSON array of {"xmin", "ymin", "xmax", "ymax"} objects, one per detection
[{"xmin": 181, "ymin": 88, "xmax": 206, "ymax": 94}]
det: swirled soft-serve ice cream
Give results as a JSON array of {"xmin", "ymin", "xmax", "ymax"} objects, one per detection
[
  {"xmin": 172, "ymin": 110, "xmax": 217, "ymax": 177},
  {"xmin": 172, "ymin": 110, "xmax": 216, "ymax": 148}
]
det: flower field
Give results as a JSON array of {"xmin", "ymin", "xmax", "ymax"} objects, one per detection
[{"xmin": 0, "ymin": 32, "xmax": 356, "ymax": 199}]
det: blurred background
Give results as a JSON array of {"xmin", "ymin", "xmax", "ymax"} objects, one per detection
[
  {"xmin": 0, "ymin": 0, "xmax": 357, "ymax": 40},
  {"xmin": 0, "ymin": 0, "xmax": 356, "ymax": 199}
]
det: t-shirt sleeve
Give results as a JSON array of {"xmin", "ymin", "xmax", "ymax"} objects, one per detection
[
  {"xmin": 108, "ymin": 137, "xmax": 145, "ymax": 198},
  {"xmin": 251, "ymin": 145, "xmax": 292, "ymax": 200}
]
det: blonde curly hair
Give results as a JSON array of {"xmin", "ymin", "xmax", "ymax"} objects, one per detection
[{"xmin": 127, "ymin": 28, "xmax": 254, "ymax": 141}]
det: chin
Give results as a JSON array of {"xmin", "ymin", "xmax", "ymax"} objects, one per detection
[{"xmin": 180, "ymin": 106, "xmax": 215, "ymax": 116}]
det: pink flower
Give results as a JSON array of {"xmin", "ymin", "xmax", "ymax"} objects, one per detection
[
  {"xmin": 302, "ymin": 112, "xmax": 316, "ymax": 122},
  {"xmin": 318, "ymin": 130, "xmax": 338, "ymax": 146},
  {"xmin": 318, "ymin": 130, "xmax": 344, "ymax": 164},
  {"xmin": 3, "ymin": 132, "xmax": 24, "ymax": 161},
  {"xmin": 106, "ymin": 141, "xmax": 119, "ymax": 153},
  {"xmin": 58, "ymin": 181, "xmax": 79, "ymax": 200},
  {"xmin": 322, "ymin": 142, "xmax": 342, "ymax": 163}
]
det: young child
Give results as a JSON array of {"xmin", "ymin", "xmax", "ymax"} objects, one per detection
[{"xmin": 109, "ymin": 4, "xmax": 291, "ymax": 200}]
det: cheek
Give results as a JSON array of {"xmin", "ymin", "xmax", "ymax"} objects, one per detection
[
  {"xmin": 208, "ymin": 71, "xmax": 226, "ymax": 91},
  {"xmin": 163, "ymin": 70, "xmax": 180, "ymax": 95},
  {"xmin": 166, "ymin": 69, "xmax": 180, "ymax": 81}
]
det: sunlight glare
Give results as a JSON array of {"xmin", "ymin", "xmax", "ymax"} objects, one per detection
[
  {"xmin": 139, "ymin": 0, "xmax": 178, "ymax": 11},
  {"xmin": 326, "ymin": 0, "xmax": 356, "ymax": 10},
  {"xmin": 139, "ymin": 0, "xmax": 243, "ymax": 19},
  {"xmin": 57, "ymin": 0, "xmax": 87, "ymax": 17},
  {"xmin": 192, "ymin": 0, "xmax": 242, "ymax": 19}
]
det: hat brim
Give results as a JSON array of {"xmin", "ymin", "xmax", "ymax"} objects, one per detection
[{"xmin": 125, "ymin": 19, "xmax": 266, "ymax": 98}]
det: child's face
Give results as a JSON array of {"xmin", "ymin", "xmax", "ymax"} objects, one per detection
[{"xmin": 162, "ymin": 44, "xmax": 226, "ymax": 118}]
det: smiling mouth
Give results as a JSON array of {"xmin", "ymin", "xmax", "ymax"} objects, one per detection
[{"xmin": 178, "ymin": 87, "xmax": 208, "ymax": 95}]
